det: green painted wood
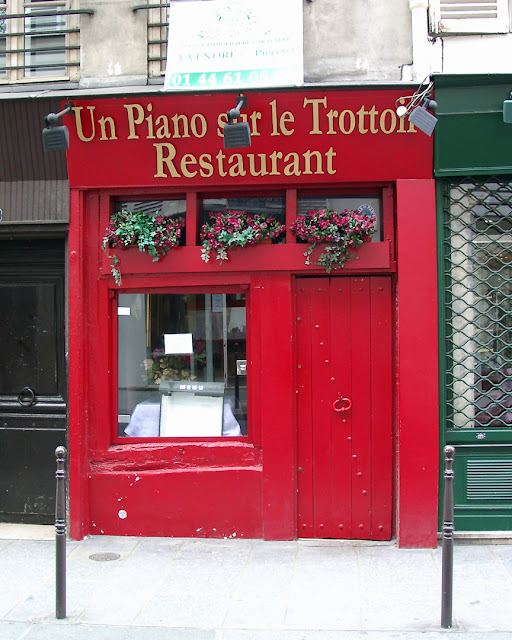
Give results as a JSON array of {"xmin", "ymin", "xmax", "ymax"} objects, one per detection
[
  {"xmin": 434, "ymin": 74, "xmax": 512, "ymax": 176},
  {"xmin": 451, "ymin": 445, "xmax": 512, "ymax": 530}
]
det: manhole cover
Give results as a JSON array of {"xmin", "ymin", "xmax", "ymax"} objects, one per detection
[{"xmin": 89, "ymin": 552, "xmax": 121, "ymax": 562}]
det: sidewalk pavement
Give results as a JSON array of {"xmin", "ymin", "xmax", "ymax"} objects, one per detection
[{"xmin": 1, "ymin": 525, "xmax": 512, "ymax": 639}]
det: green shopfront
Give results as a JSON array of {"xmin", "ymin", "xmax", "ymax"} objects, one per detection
[{"xmin": 436, "ymin": 74, "xmax": 512, "ymax": 531}]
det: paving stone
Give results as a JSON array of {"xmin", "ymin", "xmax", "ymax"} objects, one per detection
[
  {"xmin": 2, "ymin": 533, "xmax": 512, "ymax": 638},
  {"xmin": 22, "ymin": 623, "xmax": 216, "ymax": 639},
  {"xmin": 0, "ymin": 621, "xmax": 32, "ymax": 639}
]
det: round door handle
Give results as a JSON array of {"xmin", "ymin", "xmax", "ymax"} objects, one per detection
[
  {"xmin": 17, "ymin": 387, "xmax": 36, "ymax": 407},
  {"xmin": 333, "ymin": 396, "xmax": 352, "ymax": 412}
]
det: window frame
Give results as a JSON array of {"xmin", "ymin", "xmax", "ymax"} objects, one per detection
[
  {"xmin": 112, "ymin": 284, "xmax": 253, "ymax": 445},
  {"xmin": 429, "ymin": 0, "xmax": 510, "ymax": 35},
  {"xmin": 0, "ymin": 0, "xmax": 79, "ymax": 84}
]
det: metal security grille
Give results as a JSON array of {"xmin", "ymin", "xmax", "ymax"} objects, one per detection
[{"xmin": 442, "ymin": 177, "xmax": 512, "ymax": 430}]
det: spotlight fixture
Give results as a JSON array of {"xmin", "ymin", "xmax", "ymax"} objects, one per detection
[
  {"xmin": 503, "ymin": 92, "xmax": 512, "ymax": 123},
  {"xmin": 223, "ymin": 95, "xmax": 251, "ymax": 149},
  {"xmin": 395, "ymin": 78, "xmax": 438, "ymax": 136},
  {"xmin": 42, "ymin": 102, "xmax": 74, "ymax": 152},
  {"xmin": 408, "ymin": 96, "xmax": 438, "ymax": 136},
  {"xmin": 396, "ymin": 104, "xmax": 409, "ymax": 118}
]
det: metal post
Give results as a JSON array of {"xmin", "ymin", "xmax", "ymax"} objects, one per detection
[
  {"xmin": 55, "ymin": 446, "xmax": 67, "ymax": 619},
  {"xmin": 441, "ymin": 444, "xmax": 455, "ymax": 629}
]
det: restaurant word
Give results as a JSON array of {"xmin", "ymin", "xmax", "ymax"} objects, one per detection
[{"xmin": 73, "ymin": 97, "xmax": 417, "ymax": 180}]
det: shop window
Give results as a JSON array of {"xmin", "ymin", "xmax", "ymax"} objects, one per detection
[
  {"xmin": 297, "ymin": 195, "xmax": 382, "ymax": 241},
  {"xmin": 117, "ymin": 292, "xmax": 247, "ymax": 439},
  {"xmin": 443, "ymin": 178, "xmax": 512, "ymax": 429}
]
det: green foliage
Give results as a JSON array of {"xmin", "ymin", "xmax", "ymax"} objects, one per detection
[{"xmin": 102, "ymin": 210, "xmax": 184, "ymax": 285}]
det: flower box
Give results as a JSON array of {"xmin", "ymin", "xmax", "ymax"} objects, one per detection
[{"xmin": 290, "ymin": 208, "xmax": 377, "ymax": 272}]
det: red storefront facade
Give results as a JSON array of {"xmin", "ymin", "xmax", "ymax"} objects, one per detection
[{"xmin": 66, "ymin": 87, "xmax": 439, "ymax": 547}]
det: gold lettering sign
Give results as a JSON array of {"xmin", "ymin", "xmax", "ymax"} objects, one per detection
[{"xmin": 71, "ymin": 97, "xmax": 419, "ymax": 182}]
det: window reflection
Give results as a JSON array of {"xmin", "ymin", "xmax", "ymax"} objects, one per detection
[{"xmin": 118, "ymin": 293, "xmax": 247, "ymax": 438}]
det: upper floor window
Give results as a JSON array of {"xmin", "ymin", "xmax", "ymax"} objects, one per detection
[
  {"xmin": 131, "ymin": 2, "xmax": 168, "ymax": 81},
  {"xmin": 429, "ymin": 0, "xmax": 510, "ymax": 34},
  {"xmin": 0, "ymin": 0, "xmax": 80, "ymax": 83},
  {"xmin": 147, "ymin": 3, "xmax": 167, "ymax": 81}
]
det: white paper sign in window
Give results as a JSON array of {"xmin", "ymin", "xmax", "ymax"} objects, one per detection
[{"xmin": 164, "ymin": 333, "xmax": 194, "ymax": 355}]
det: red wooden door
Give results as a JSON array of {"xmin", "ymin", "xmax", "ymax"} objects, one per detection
[{"xmin": 296, "ymin": 277, "xmax": 392, "ymax": 540}]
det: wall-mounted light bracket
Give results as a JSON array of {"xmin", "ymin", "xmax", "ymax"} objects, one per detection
[
  {"xmin": 223, "ymin": 94, "xmax": 251, "ymax": 149},
  {"xmin": 408, "ymin": 99, "xmax": 438, "ymax": 137},
  {"xmin": 395, "ymin": 78, "xmax": 438, "ymax": 136},
  {"xmin": 42, "ymin": 102, "xmax": 74, "ymax": 152}
]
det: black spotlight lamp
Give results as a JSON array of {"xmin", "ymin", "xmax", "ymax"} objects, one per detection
[
  {"xmin": 395, "ymin": 78, "xmax": 438, "ymax": 137},
  {"xmin": 223, "ymin": 95, "xmax": 251, "ymax": 149},
  {"xmin": 408, "ymin": 94, "xmax": 438, "ymax": 137},
  {"xmin": 42, "ymin": 102, "xmax": 74, "ymax": 152}
]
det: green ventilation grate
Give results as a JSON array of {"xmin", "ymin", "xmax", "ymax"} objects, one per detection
[
  {"xmin": 443, "ymin": 178, "xmax": 512, "ymax": 430},
  {"xmin": 467, "ymin": 459, "xmax": 512, "ymax": 500}
]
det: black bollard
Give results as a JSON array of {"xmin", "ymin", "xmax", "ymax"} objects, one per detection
[
  {"xmin": 441, "ymin": 444, "xmax": 455, "ymax": 629},
  {"xmin": 55, "ymin": 446, "xmax": 67, "ymax": 619}
]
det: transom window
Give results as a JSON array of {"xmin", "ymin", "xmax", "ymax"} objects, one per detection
[{"xmin": 201, "ymin": 196, "xmax": 286, "ymax": 229}]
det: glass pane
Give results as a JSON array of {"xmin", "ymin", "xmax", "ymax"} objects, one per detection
[
  {"xmin": 0, "ymin": 283, "xmax": 58, "ymax": 396},
  {"xmin": 297, "ymin": 195, "xmax": 382, "ymax": 241},
  {"xmin": 24, "ymin": 4, "xmax": 66, "ymax": 77},
  {"xmin": 115, "ymin": 199, "xmax": 186, "ymax": 237},
  {"xmin": 118, "ymin": 292, "xmax": 247, "ymax": 438},
  {"xmin": 115, "ymin": 199, "xmax": 186, "ymax": 219},
  {"xmin": 201, "ymin": 196, "xmax": 285, "ymax": 236}
]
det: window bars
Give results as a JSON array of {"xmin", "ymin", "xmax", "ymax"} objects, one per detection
[
  {"xmin": 0, "ymin": 0, "xmax": 92, "ymax": 83},
  {"xmin": 442, "ymin": 177, "xmax": 512, "ymax": 430},
  {"xmin": 133, "ymin": 2, "xmax": 168, "ymax": 80}
]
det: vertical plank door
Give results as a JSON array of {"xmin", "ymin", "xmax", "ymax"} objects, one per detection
[{"xmin": 296, "ymin": 277, "xmax": 392, "ymax": 539}]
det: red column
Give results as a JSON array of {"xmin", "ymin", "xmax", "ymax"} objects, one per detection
[
  {"xmin": 396, "ymin": 179, "xmax": 439, "ymax": 548},
  {"xmin": 68, "ymin": 187, "xmax": 88, "ymax": 540},
  {"xmin": 255, "ymin": 273, "xmax": 296, "ymax": 540}
]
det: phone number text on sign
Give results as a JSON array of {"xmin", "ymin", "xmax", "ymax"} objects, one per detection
[{"xmin": 167, "ymin": 69, "xmax": 286, "ymax": 90}]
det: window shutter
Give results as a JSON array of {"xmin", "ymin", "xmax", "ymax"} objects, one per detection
[{"xmin": 429, "ymin": 0, "xmax": 509, "ymax": 34}]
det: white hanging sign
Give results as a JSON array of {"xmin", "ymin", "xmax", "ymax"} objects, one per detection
[{"xmin": 163, "ymin": 0, "xmax": 303, "ymax": 91}]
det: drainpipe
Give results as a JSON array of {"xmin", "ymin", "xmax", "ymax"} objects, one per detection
[{"xmin": 409, "ymin": 0, "xmax": 433, "ymax": 81}]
